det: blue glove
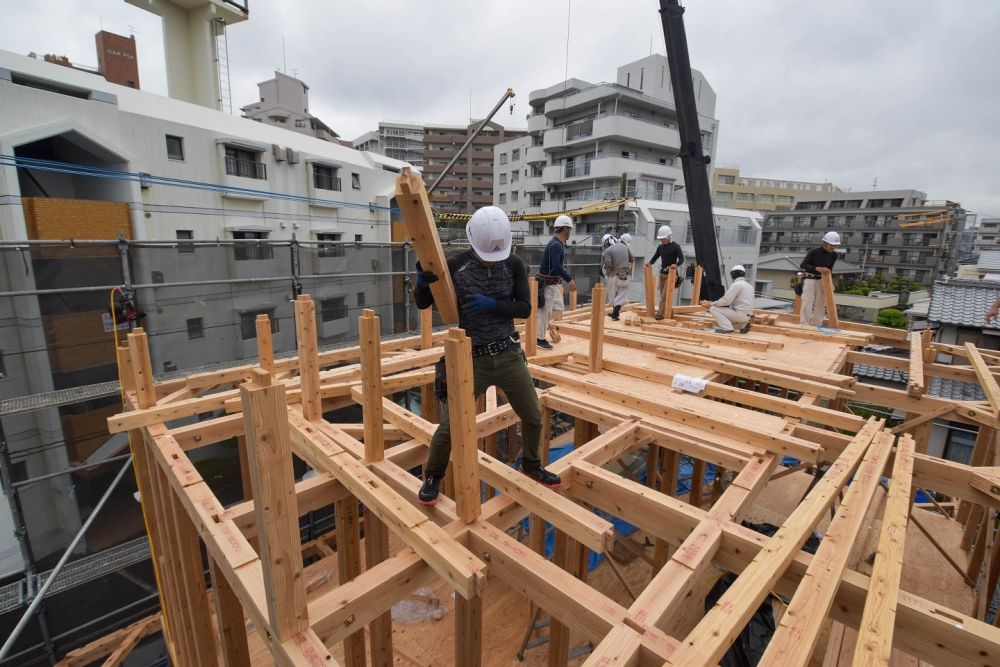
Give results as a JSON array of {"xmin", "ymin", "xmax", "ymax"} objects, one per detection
[
  {"xmin": 415, "ymin": 261, "xmax": 438, "ymax": 289},
  {"xmin": 465, "ymin": 293, "xmax": 497, "ymax": 314}
]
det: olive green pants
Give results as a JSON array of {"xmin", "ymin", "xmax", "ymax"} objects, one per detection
[{"xmin": 424, "ymin": 346, "xmax": 542, "ymax": 477}]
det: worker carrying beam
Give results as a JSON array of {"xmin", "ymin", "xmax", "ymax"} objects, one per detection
[
  {"xmin": 648, "ymin": 225, "xmax": 684, "ymax": 318},
  {"xmin": 414, "ymin": 206, "xmax": 561, "ymax": 506},
  {"xmin": 799, "ymin": 231, "xmax": 840, "ymax": 327},
  {"xmin": 700, "ymin": 265, "xmax": 753, "ymax": 334},
  {"xmin": 602, "ymin": 233, "xmax": 633, "ymax": 321},
  {"xmin": 535, "ymin": 215, "xmax": 578, "ymax": 349}
]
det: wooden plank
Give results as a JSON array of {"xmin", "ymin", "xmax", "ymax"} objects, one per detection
[
  {"xmin": 396, "ymin": 167, "xmax": 459, "ymax": 323},
  {"xmin": 852, "ymin": 435, "xmax": 915, "ymax": 666},
  {"xmin": 444, "ymin": 328, "xmax": 482, "ymax": 523},
  {"xmin": 745, "ymin": 322, "xmax": 870, "ymax": 346},
  {"xmin": 644, "ymin": 263, "xmax": 655, "ymax": 315},
  {"xmin": 100, "ymin": 617, "xmax": 155, "ymax": 667},
  {"xmin": 127, "ymin": 329, "xmax": 156, "ymax": 409},
  {"xmin": 526, "ymin": 274, "xmax": 538, "ymax": 356},
  {"xmin": 57, "ymin": 614, "xmax": 162, "ymax": 667},
  {"xmin": 692, "ymin": 265, "xmax": 703, "ymax": 304},
  {"xmin": 589, "ymin": 283, "xmax": 606, "ymax": 373},
  {"xmin": 664, "ymin": 419, "xmax": 882, "ymax": 666},
  {"xmin": 335, "ymin": 496, "xmax": 367, "ymax": 667},
  {"xmin": 641, "ymin": 322, "xmax": 779, "ymax": 351},
  {"xmin": 239, "ymin": 373, "xmax": 309, "ymax": 640},
  {"xmin": 967, "ymin": 342, "xmax": 1000, "ymax": 416},
  {"xmin": 359, "ymin": 309, "xmax": 385, "ymax": 462},
  {"xmin": 256, "ymin": 314, "xmax": 275, "ymax": 375},
  {"xmin": 759, "ymin": 429, "xmax": 895, "ymax": 665},
  {"xmin": 663, "ymin": 264, "xmax": 677, "ymax": 320},
  {"xmin": 209, "ymin": 559, "xmax": 252, "ymax": 667},
  {"xmin": 908, "ymin": 333, "xmax": 926, "ymax": 397},
  {"xmin": 822, "ymin": 270, "xmax": 839, "ymax": 327},
  {"xmin": 295, "ymin": 295, "xmax": 322, "ymax": 421}
]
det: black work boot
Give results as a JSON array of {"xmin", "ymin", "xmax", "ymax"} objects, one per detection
[
  {"xmin": 522, "ymin": 465, "xmax": 561, "ymax": 489},
  {"xmin": 418, "ymin": 474, "xmax": 442, "ymax": 506},
  {"xmin": 740, "ymin": 320, "xmax": 752, "ymax": 334},
  {"xmin": 536, "ymin": 339, "xmax": 554, "ymax": 350},
  {"xmin": 611, "ymin": 305, "xmax": 621, "ymax": 320}
]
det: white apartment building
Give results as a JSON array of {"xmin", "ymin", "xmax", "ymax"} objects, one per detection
[
  {"xmin": 352, "ymin": 122, "xmax": 426, "ymax": 168},
  {"xmin": 976, "ymin": 217, "xmax": 1000, "ymax": 253},
  {"xmin": 0, "ymin": 48, "xmax": 408, "ymax": 568},
  {"xmin": 494, "ymin": 54, "xmax": 719, "ymax": 217},
  {"xmin": 241, "ymin": 70, "xmax": 340, "ymax": 142}
]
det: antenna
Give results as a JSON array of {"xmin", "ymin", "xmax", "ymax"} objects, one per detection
[
  {"xmin": 872, "ymin": 176, "xmax": 878, "ymax": 190},
  {"xmin": 282, "ymin": 35, "xmax": 287, "ymax": 73},
  {"xmin": 650, "ymin": 34, "xmax": 653, "ymax": 56}
]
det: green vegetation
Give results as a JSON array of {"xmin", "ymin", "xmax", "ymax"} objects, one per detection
[
  {"xmin": 876, "ymin": 308, "xmax": 908, "ymax": 329},
  {"xmin": 835, "ymin": 273, "xmax": 922, "ymax": 295}
]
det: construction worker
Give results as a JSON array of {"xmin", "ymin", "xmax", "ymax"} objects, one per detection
[
  {"xmin": 647, "ymin": 224, "xmax": 684, "ymax": 318},
  {"xmin": 700, "ymin": 265, "xmax": 753, "ymax": 333},
  {"xmin": 602, "ymin": 234, "xmax": 633, "ymax": 320},
  {"xmin": 799, "ymin": 231, "xmax": 840, "ymax": 327},
  {"xmin": 414, "ymin": 206, "xmax": 561, "ymax": 506},
  {"xmin": 535, "ymin": 215, "xmax": 577, "ymax": 349}
]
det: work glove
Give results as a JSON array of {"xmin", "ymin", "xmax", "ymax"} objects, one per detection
[
  {"xmin": 415, "ymin": 261, "xmax": 438, "ymax": 289},
  {"xmin": 464, "ymin": 293, "xmax": 497, "ymax": 315}
]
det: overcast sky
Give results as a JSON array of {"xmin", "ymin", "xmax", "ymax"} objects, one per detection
[{"xmin": 1, "ymin": 0, "xmax": 998, "ymax": 215}]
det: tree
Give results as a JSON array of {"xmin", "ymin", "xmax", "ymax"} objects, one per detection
[{"xmin": 876, "ymin": 308, "xmax": 907, "ymax": 328}]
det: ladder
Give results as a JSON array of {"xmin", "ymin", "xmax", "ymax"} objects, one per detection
[{"xmin": 214, "ymin": 18, "xmax": 233, "ymax": 114}]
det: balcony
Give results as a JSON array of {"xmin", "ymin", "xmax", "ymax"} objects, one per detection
[
  {"xmin": 543, "ymin": 127, "xmax": 565, "ymax": 152},
  {"xmin": 527, "ymin": 114, "xmax": 548, "ymax": 134},
  {"xmin": 525, "ymin": 145, "xmax": 545, "ymax": 164},
  {"xmin": 225, "ymin": 156, "xmax": 266, "ymax": 180},
  {"xmin": 591, "ymin": 114, "xmax": 679, "ymax": 150},
  {"xmin": 524, "ymin": 176, "xmax": 544, "ymax": 194},
  {"xmin": 543, "ymin": 156, "xmax": 683, "ymax": 184}
]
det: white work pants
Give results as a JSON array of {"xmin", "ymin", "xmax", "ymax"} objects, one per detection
[
  {"xmin": 537, "ymin": 284, "xmax": 564, "ymax": 340},
  {"xmin": 606, "ymin": 274, "xmax": 630, "ymax": 307},
  {"xmin": 800, "ymin": 278, "xmax": 827, "ymax": 327},
  {"xmin": 709, "ymin": 306, "xmax": 750, "ymax": 332}
]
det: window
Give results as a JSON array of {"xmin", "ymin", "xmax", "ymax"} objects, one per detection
[
  {"xmin": 0, "ymin": 351, "xmax": 5, "ymax": 379},
  {"xmin": 186, "ymin": 317, "xmax": 204, "ymax": 340},
  {"xmin": 736, "ymin": 193, "xmax": 753, "ymax": 202},
  {"xmin": 317, "ymin": 232, "xmax": 344, "ymax": 258},
  {"xmin": 499, "ymin": 193, "xmax": 506, "ymax": 204},
  {"xmin": 777, "ymin": 195, "xmax": 793, "ymax": 204},
  {"xmin": 511, "ymin": 191, "xmax": 519, "ymax": 202},
  {"xmin": 313, "ymin": 165, "xmax": 341, "ymax": 191},
  {"xmin": 320, "ymin": 297, "xmax": 348, "ymax": 322},
  {"xmin": 653, "ymin": 182, "xmax": 665, "ymax": 201},
  {"xmin": 166, "ymin": 135, "xmax": 184, "ymax": 161},
  {"xmin": 715, "ymin": 191, "xmax": 733, "ymax": 202},
  {"xmin": 225, "ymin": 146, "xmax": 266, "ymax": 179},
  {"xmin": 241, "ymin": 309, "xmax": 277, "ymax": 340},
  {"xmin": 511, "ymin": 148, "xmax": 520, "ymax": 161},
  {"xmin": 510, "ymin": 170, "xmax": 519, "ymax": 183},
  {"xmin": 357, "ymin": 292, "xmax": 366, "ymax": 308},
  {"xmin": 499, "ymin": 173, "xmax": 507, "ymax": 185},
  {"xmin": 233, "ymin": 231, "xmax": 273, "ymax": 261},
  {"xmin": 295, "ymin": 119, "xmax": 305, "ymax": 128},
  {"xmin": 499, "ymin": 153, "xmax": 508, "ymax": 165},
  {"xmin": 351, "ymin": 172, "xmax": 361, "ymax": 190},
  {"xmin": 757, "ymin": 194, "xmax": 774, "ymax": 203},
  {"xmin": 737, "ymin": 227, "xmax": 752, "ymax": 244},
  {"xmin": 176, "ymin": 230, "xmax": 194, "ymax": 254},
  {"xmin": 718, "ymin": 174, "xmax": 735, "ymax": 185}
]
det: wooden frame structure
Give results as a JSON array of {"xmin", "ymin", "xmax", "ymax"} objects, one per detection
[{"xmin": 105, "ymin": 289, "xmax": 1000, "ymax": 666}]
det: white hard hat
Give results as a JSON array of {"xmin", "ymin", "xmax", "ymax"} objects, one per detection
[
  {"xmin": 553, "ymin": 215, "xmax": 573, "ymax": 229},
  {"xmin": 656, "ymin": 225, "xmax": 673, "ymax": 239},
  {"xmin": 822, "ymin": 231, "xmax": 841, "ymax": 245},
  {"xmin": 731, "ymin": 264, "xmax": 746, "ymax": 273},
  {"xmin": 601, "ymin": 233, "xmax": 615, "ymax": 246},
  {"xmin": 466, "ymin": 206, "xmax": 513, "ymax": 262},
  {"xmin": 620, "ymin": 233, "xmax": 632, "ymax": 244}
]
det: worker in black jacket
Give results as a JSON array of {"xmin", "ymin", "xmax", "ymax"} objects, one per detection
[
  {"xmin": 799, "ymin": 231, "xmax": 840, "ymax": 327},
  {"xmin": 413, "ymin": 206, "xmax": 561, "ymax": 506},
  {"xmin": 648, "ymin": 224, "xmax": 684, "ymax": 318}
]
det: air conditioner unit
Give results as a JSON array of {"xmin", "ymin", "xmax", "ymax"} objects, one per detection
[
  {"xmin": 286, "ymin": 148, "xmax": 299, "ymax": 164},
  {"xmin": 272, "ymin": 144, "xmax": 286, "ymax": 161}
]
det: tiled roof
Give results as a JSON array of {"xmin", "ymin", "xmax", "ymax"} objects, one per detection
[
  {"xmin": 978, "ymin": 251, "xmax": 1000, "ymax": 272},
  {"xmin": 927, "ymin": 278, "xmax": 1000, "ymax": 328},
  {"xmin": 854, "ymin": 362, "xmax": 986, "ymax": 401},
  {"xmin": 854, "ymin": 364, "xmax": 908, "ymax": 384}
]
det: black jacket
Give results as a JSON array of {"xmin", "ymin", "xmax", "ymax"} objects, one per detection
[
  {"xmin": 649, "ymin": 241, "xmax": 684, "ymax": 274},
  {"xmin": 800, "ymin": 247, "xmax": 838, "ymax": 275}
]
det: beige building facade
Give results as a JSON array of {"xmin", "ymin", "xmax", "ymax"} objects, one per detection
[{"xmin": 712, "ymin": 166, "xmax": 841, "ymax": 212}]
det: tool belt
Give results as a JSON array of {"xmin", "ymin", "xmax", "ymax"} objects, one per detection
[
  {"xmin": 537, "ymin": 273, "xmax": 562, "ymax": 286},
  {"xmin": 615, "ymin": 268, "xmax": 631, "ymax": 280},
  {"xmin": 804, "ymin": 273, "xmax": 822, "ymax": 280},
  {"xmin": 470, "ymin": 334, "xmax": 520, "ymax": 359}
]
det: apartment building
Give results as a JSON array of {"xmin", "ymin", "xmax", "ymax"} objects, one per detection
[
  {"xmin": 0, "ymin": 48, "xmax": 407, "ymax": 570},
  {"xmin": 975, "ymin": 217, "xmax": 1000, "ymax": 253},
  {"xmin": 711, "ymin": 166, "xmax": 841, "ymax": 212},
  {"xmin": 352, "ymin": 122, "xmax": 426, "ymax": 168},
  {"xmin": 759, "ymin": 190, "xmax": 965, "ymax": 288},
  {"xmin": 494, "ymin": 54, "xmax": 719, "ymax": 217},
  {"xmin": 241, "ymin": 70, "xmax": 340, "ymax": 142}
]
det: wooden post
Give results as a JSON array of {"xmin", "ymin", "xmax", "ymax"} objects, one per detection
[
  {"xmin": 209, "ymin": 559, "xmax": 252, "ymax": 667},
  {"xmin": 792, "ymin": 292, "xmax": 802, "ymax": 316},
  {"xmin": 569, "ymin": 285, "xmax": 578, "ymax": 311},
  {"xmin": 822, "ymin": 271, "xmax": 839, "ymax": 327},
  {"xmin": 526, "ymin": 277, "xmax": 538, "ymax": 356},
  {"xmin": 689, "ymin": 458, "xmax": 706, "ymax": 509},
  {"xmin": 294, "ymin": 295, "xmax": 321, "ymax": 421},
  {"xmin": 236, "ymin": 435, "xmax": 253, "ymax": 502},
  {"xmin": 654, "ymin": 448, "xmax": 680, "ymax": 569},
  {"xmin": 335, "ymin": 496, "xmax": 367, "ymax": 667},
  {"xmin": 116, "ymin": 343, "xmax": 134, "ymax": 396},
  {"xmin": 365, "ymin": 513, "xmax": 394, "ymax": 667},
  {"xmin": 548, "ymin": 530, "xmax": 580, "ymax": 667},
  {"xmin": 663, "ymin": 264, "xmax": 677, "ymax": 320},
  {"xmin": 455, "ymin": 593, "xmax": 483, "ymax": 667},
  {"xmin": 420, "ymin": 306, "xmax": 434, "ymax": 350},
  {"xmin": 444, "ymin": 329, "xmax": 482, "ymax": 523},
  {"xmin": 419, "ymin": 307, "xmax": 440, "ymax": 423},
  {"xmin": 359, "ymin": 309, "xmax": 385, "ymax": 462},
  {"xmin": 691, "ymin": 265, "xmax": 703, "ymax": 305},
  {"xmin": 589, "ymin": 284, "xmax": 606, "ymax": 373},
  {"xmin": 240, "ymin": 369, "xmax": 308, "ymax": 640},
  {"xmin": 644, "ymin": 263, "xmax": 655, "ymax": 316},
  {"xmin": 255, "ymin": 314, "xmax": 275, "ymax": 376}
]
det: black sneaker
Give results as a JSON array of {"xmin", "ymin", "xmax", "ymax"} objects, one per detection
[
  {"xmin": 740, "ymin": 320, "xmax": 752, "ymax": 334},
  {"xmin": 536, "ymin": 339, "xmax": 554, "ymax": 350},
  {"xmin": 418, "ymin": 475, "xmax": 442, "ymax": 506},
  {"xmin": 522, "ymin": 466, "xmax": 561, "ymax": 489}
]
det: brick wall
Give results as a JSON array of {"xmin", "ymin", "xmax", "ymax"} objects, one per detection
[
  {"xmin": 61, "ymin": 403, "xmax": 120, "ymax": 463},
  {"xmin": 95, "ymin": 31, "xmax": 140, "ymax": 89},
  {"xmin": 42, "ymin": 311, "xmax": 117, "ymax": 373},
  {"xmin": 21, "ymin": 197, "xmax": 132, "ymax": 241}
]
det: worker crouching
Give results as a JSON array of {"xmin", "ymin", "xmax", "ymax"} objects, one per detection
[
  {"xmin": 414, "ymin": 206, "xmax": 561, "ymax": 506},
  {"xmin": 701, "ymin": 265, "xmax": 754, "ymax": 334}
]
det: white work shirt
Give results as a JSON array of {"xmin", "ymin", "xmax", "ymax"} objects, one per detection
[{"xmin": 713, "ymin": 277, "xmax": 754, "ymax": 314}]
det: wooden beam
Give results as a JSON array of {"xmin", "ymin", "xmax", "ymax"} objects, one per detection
[
  {"xmin": 908, "ymin": 333, "xmax": 926, "ymax": 397},
  {"xmin": 294, "ymin": 295, "xmax": 322, "ymax": 421},
  {"xmin": 851, "ymin": 434, "xmax": 915, "ymax": 666},
  {"xmin": 967, "ymin": 342, "xmax": 1000, "ymax": 416},
  {"xmin": 444, "ymin": 328, "xmax": 482, "ymax": 523},
  {"xmin": 334, "ymin": 496, "xmax": 367, "ymax": 667},
  {"xmin": 589, "ymin": 283, "xmax": 606, "ymax": 373},
  {"xmin": 691, "ymin": 265, "xmax": 703, "ymax": 304},
  {"xmin": 759, "ymin": 429, "xmax": 894, "ymax": 665},
  {"xmin": 396, "ymin": 167, "xmax": 459, "ymax": 323},
  {"xmin": 359, "ymin": 309, "xmax": 385, "ymax": 462},
  {"xmin": 209, "ymin": 559, "xmax": 252, "ymax": 667},
  {"xmin": 822, "ymin": 270, "xmax": 839, "ymax": 327},
  {"xmin": 644, "ymin": 262, "xmax": 656, "ymax": 315},
  {"xmin": 239, "ymin": 372, "xmax": 309, "ymax": 640},
  {"xmin": 255, "ymin": 314, "xmax": 275, "ymax": 376}
]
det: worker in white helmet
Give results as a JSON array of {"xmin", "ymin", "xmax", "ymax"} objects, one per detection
[
  {"xmin": 700, "ymin": 265, "xmax": 754, "ymax": 334},
  {"xmin": 648, "ymin": 224, "xmax": 684, "ymax": 319},
  {"xmin": 602, "ymin": 233, "xmax": 633, "ymax": 320},
  {"xmin": 799, "ymin": 231, "xmax": 840, "ymax": 327},
  {"xmin": 535, "ymin": 215, "xmax": 577, "ymax": 349},
  {"xmin": 413, "ymin": 206, "xmax": 561, "ymax": 505}
]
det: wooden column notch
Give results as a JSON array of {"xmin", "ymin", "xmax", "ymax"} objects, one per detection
[{"xmin": 445, "ymin": 328, "xmax": 482, "ymax": 522}]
